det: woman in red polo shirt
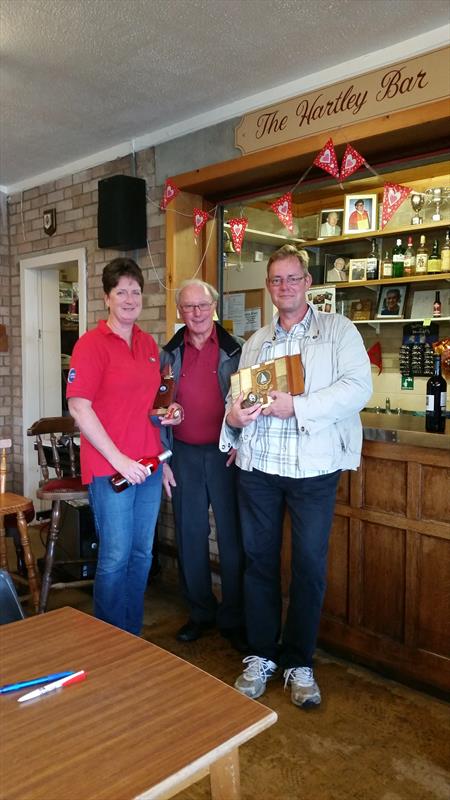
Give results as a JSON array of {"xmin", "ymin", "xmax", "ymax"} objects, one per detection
[{"xmin": 67, "ymin": 258, "xmax": 181, "ymax": 634}]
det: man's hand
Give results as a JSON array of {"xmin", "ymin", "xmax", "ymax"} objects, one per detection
[
  {"xmin": 162, "ymin": 462, "xmax": 177, "ymax": 499},
  {"xmin": 225, "ymin": 447, "xmax": 237, "ymax": 467},
  {"xmin": 262, "ymin": 391, "xmax": 294, "ymax": 419},
  {"xmin": 160, "ymin": 403, "xmax": 184, "ymax": 426},
  {"xmin": 226, "ymin": 392, "xmax": 262, "ymax": 428}
]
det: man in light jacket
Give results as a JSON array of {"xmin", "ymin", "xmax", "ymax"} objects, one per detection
[{"xmin": 220, "ymin": 244, "xmax": 372, "ymax": 708}]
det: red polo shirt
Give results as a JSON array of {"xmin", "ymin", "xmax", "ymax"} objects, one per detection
[
  {"xmin": 174, "ymin": 325, "xmax": 224, "ymax": 445},
  {"xmin": 66, "ymin": 320, "xmax": 161, "ymax": 483}
]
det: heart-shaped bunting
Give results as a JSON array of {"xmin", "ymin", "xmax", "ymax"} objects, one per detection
[
  {"xmin": 381, "ymin": 182, "xmax": 411, "ymax": 228},
  {"xmin": 339, "ymin": 144, "xmax": 365, "ymax": 181},
  {"xmin": 228, "ymin": 217, "xmax": 248, "ymax": 253},
  {"xmin": 313, "ymin": 138, "xmax": 340, "ymax": 178},
  {"xmin": 193, "ymin": 208, "xmax": 209, "ymax": 237},
  {"xmin": 271, "ymin": 192, "xmax": 294, "ymax": 232},
  {"xmin": 161, "ymin": 179, "xmax": 179, "ymax": 210}
]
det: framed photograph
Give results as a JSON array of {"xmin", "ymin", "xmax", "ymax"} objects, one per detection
[
  {"xmin": 325, "ymin": 254, "xmax": 349, "ymax": 283},
  {"xmin": 349, "ymin": 299, "xmax": 373, "ymax": 321},
  {"xmin": 348, "ymin": 258, "xmax": 367, "ymax": 282},
  {"xmin": 319, "ymin": 208, "xmax": 343, "ymax": 238},
  {"xmin": 343, "ymin": 193, "xmax": 377, "ymax": 234},
  {"xmin": 306, "ymin": 286, "xmax": 336, "ymax": 313},
  {"xmin": 376, "ymin": 284, "xmax": 407, "ymax": 319}
]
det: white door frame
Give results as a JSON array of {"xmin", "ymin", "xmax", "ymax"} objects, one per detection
[{"xmin": 20, "ymin": 247, "xmax": 87, "ymax": 498}]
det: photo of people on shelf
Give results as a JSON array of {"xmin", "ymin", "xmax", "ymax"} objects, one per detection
[
  {"xmin": 320, "ymin": 210, "xmax": 342, "ymax": 237},
  {"xmin": 377, "ymin": 286, "xmax": 405, "ymax": 318},
  {"xmin": 326, "ymin": 256, "xmax": 348, "ymax": 282},
  {"xmin": 348, "ymin": 199, "xmax": 371, "ymax": 231}
]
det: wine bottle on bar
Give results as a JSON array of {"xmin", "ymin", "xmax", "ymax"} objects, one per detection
[
  {"xmin": 110, "ymin": 449, "xmax": 172, "ymax": 492},
  {"xmin": 425, "ymin": 355, "xmax": 447, "ymax": 433}
]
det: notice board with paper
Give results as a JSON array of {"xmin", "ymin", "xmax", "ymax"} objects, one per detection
[{"xmin": 223, "ymin": 289, "xmax": 264, "ymax": 339}]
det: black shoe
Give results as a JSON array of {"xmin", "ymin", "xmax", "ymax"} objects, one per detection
[
  {"xmin": 220, "ymin": 627, "xmax": 249, "ymax": 654},
  {"xmin": 176, "ymin": 619, "xmax": 215, "ymax": 642}
]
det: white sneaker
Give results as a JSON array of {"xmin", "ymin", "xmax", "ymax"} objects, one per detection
[
  {"xmin": 283, "ymin": 666, "xmax": 321, "ymax": 708},
  {"xmin": 234, "ymin": 655, "xmax": 278, "ymax": 699}
]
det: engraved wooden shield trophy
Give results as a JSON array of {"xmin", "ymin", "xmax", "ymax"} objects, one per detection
[{"xmin": 231, "ymin": 354, "xmax": 304, "ymax": 408}]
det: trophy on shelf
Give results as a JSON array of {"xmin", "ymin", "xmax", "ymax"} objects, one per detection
[
  {"xmin": 424, "ymin": 187, "xmax": 450, "ymax": 222},
  {"xmin": 410, "ymin": 192, "xmax": 425, "ymax": 225}
]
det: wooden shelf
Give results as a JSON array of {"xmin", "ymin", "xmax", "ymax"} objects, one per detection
[
  {"xmin": 352, "ymin": 316, "xmax": 450, "ymax": 325},
  {"xmin": 335, "ymin": 272, "xmax": 450, "ymax": 289},
  {"xmin": 309, "ymin": 219, "xmax": 450, "ymax": 248}
]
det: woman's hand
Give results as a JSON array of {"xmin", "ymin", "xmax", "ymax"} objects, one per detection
[
  {"xmin": 226, "ymin": 392, "xmax": 262, "ymax": 428},
  {"xmin": 162, "ymin": 462, "xmax": 177, "ymax": 498},
  {"xmin": 160, "ymin": 403, "xmax": 184, "ymax": 426},
  {"xmin": 114, "ymin": 454, "xmax": 149, "ymax": 485}
]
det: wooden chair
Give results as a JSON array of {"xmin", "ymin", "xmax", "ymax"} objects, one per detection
[
  {"xmin": 27, "ymin": 417, "xmax": 89, "ymax": 613},
  {"xmin": 0, "ymin": 439, "xmax": 40, "ymax": 612}
]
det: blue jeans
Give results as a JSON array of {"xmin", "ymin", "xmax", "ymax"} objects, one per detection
[
  {"xmin": 238, "ymin": 468, "xmax": 341, "ymax": 667},
  {"xmin": 88, "ymin": 471, "xmax": 162, "ymax": 635}
]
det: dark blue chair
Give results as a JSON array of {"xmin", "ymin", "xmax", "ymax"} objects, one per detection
[{"xmin": 0, "ymin": 569, "xmax": 25, "ymax": 624}]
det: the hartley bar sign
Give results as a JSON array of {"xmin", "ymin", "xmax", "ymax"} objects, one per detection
[{"xmin": 235, "ymin": 47, "xmax": 450, "ymax": 155}]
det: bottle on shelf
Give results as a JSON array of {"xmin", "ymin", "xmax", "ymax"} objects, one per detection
[
  {"xmin": 433, "ymin": 291, "xmax": 441, "ymax": 318},
  {"xmin": 427, "ymin": 239, "xmax": 442, "ymax": 273},
  {"xmin": 440, "ymin": 229, "xmax": 450, "ymax": 273},
  {"xmin": 392, "ymin": 238, "xmax": 405, "ymax": 278},
  {"xmin": 109, "ymin": 449, "xmax": 172, "ymax": 493},
  {"xmin": 425, "ymin": 354, "xmax": 447, "ymax": 433},
  {"xmin": 380, "ymin": 250, "xmax": 393, "ymax": 278},
  {"xmin": 403, "ymin": 235, "xmax": 415, "ymax": 277},
  {"xmin": 366, "ymin": 238, "xmax": 379, "ymax": 280},
  {"xmin": 415, "ymin": 234, "xmax": 429, "ymax": 274}
]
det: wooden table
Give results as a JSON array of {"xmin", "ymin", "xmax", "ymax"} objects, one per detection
[{"xmin": 0, "ymin": 608, "xmax": 277, "ymax": 800}]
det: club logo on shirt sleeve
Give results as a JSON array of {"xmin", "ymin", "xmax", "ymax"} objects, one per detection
[{"xmin": 68, "ymin": 368, "xmax": 76, "ymax": 383}]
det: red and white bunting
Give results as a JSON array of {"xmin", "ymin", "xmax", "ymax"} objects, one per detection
[
  {"xmin": 313, "ymin": 138, "xmax": 340, "ymax": 179},
  {"xmin": 339, "ymin": 144, "xmax": 366, "ymax": 181},
  {"xmin": 160, "ymin": 179, "xmax": 179, "ymax": 210},
  {"xmin": 271, "ymin": 192, "xmax": 294, "ymax": 232},
  {"xmin": 381, "ymin": 182, "xmax": 411, "ymax": 228},
  {"xmin": 228, "ymin": 217, "xmax": 248, "ymax": 253},
  {"xmin": 193, "ymin": 208, "xmax": 209, "ymax": 237}
]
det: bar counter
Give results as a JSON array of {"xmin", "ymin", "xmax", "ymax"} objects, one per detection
[
  {"xmin": 361, "ymin": 411, "xmax": 450, "ymax": 450},
  {"xmin": 308, "ymin": 411, "xmax": 450, "ymax": 694}
]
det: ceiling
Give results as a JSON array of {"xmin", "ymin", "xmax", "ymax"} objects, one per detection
[{"xmin": 1, "ymin": 0, "xmax": 449, "ymax": 191}]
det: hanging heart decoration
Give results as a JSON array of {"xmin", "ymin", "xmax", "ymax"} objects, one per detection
[
  {"xmin": 228, "ymin": 217, "xmax": 248, "ymax": 253},
  {"xmin": 313, "ymin": 138, "xmax": 340, "ymax": 178},
  {"xmin": 193, "ymin": 208, "xmax": 209, "ymax": 237},
  {"xmin": 160, "ymin": 179, "xmax": 179, "ymax": 210},
  {"xmin": 339, "ymin": 144, "xmax": 366, "ymax": 181},
  {"xmin": 271, "ymin": 192, "xmax": 294, "ymax": 232},
  {"xmin": 381, "ymin": 182, "xmax": 411, "ymax": 228}
]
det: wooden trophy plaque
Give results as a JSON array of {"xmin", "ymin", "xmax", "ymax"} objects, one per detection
[
  {"xmin": 151, "ymin": 368, "xmax": 176, "ymax": 417},
  {"xmin": 230, "ymin": 354, "xmax": 304, "ymax": 408}
]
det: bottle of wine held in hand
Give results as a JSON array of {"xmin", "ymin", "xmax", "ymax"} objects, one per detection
[
  {"xmin": 425, "ymin": 355, "xmax": 447, "ymax": 433},
  {"xmin": 110, "ymin": 449, "xmax": 172, "ymax": 492}
]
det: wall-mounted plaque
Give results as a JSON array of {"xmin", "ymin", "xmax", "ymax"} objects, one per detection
[{"xmin": 231, "ymin": 354, "xmax": 304, "ymax": 408}]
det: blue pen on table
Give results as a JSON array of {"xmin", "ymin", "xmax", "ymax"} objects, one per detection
[
  {"xmin": 18, "ymin": 670, "xmax": 87, "ymax": 703},
  {"xmin": 0, "ymin": 671, "xmax": 75, "ymax": 694}
]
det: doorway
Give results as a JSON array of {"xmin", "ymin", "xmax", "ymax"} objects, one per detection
[{"xmin": 20, "ymin": 248, "xmax": 87, "ymax": 499}]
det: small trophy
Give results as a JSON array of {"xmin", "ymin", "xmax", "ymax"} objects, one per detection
[
  {"xmin": 425, "ymin": 187, "xmax": 449, "ymax": 222},
  {"xmin": 410, "ymin": 193, "xmax": 424, "ymax": 225}
]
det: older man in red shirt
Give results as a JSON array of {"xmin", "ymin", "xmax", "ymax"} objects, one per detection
[{"xmin": 160, "ymin": 279, "xmax": 246, "ymax": 652}]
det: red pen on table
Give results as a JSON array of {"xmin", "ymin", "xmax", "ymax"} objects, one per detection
[{"xmin": 18, "ymin": 670, "xmax": 87, "ymax": 703}]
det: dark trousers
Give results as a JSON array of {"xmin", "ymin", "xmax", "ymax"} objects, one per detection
[
  {"xmin": 171, "ymin": 440, "xmax": 244, "ymax": 629},
  {"xmin": 237, "ymin": 468, "xmax": 341, "ymax": 667}
]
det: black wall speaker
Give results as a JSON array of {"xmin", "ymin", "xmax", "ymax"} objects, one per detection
[{"xmin": 97, "ymin": 175, "xmax": 147, "ymax": 250}]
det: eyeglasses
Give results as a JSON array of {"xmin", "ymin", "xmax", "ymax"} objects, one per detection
[
  {"xmin": 268, "ymin": 275, "xmax": 306, "ymax": 287},
  {"xmin": 179, "ymin": 302, "xmax": 214, "ymax": 313}
]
